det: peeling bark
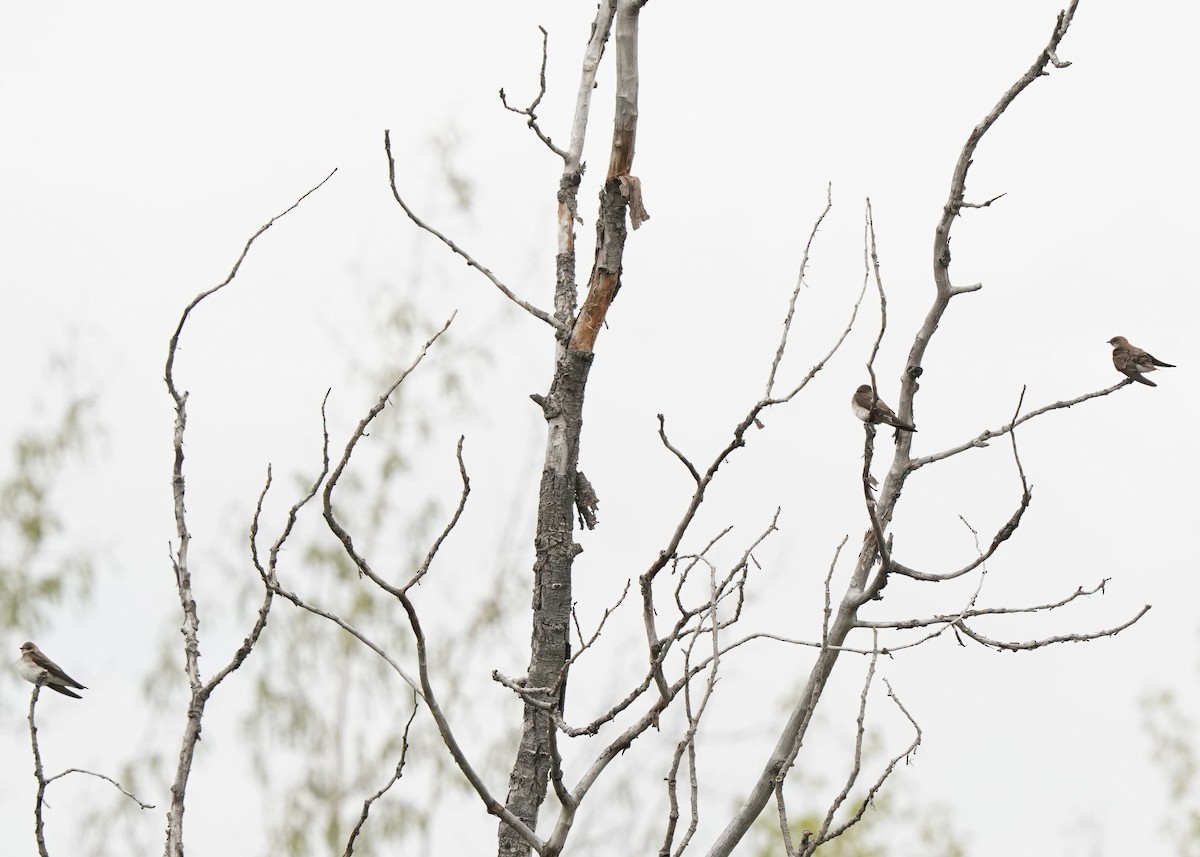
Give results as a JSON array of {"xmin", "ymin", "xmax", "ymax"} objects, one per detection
[{"xmin": 499, "ymin": 3, "xmax": 643, "ymax": 854}]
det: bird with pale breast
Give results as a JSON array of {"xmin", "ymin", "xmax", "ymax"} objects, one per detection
[
  {"xmin": 17, "ymin": 641, "xmax": 87, "ymax": 699},
  {"xmin": 1108, "ymin": 336, "xmax": 1174, "ymax": 387},
  {"xmin": 851, "ymin": 384, "xmax": 917, "ymax": 433}
]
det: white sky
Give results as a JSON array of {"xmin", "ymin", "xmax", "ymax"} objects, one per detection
[{"xmin": 1, "ymin": 2, "xmax": 1197, "ymax": 856}]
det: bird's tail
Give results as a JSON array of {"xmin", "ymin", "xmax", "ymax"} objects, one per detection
[{"xmin": 891, "ymin": 424, "xmax": 917, "ymax": 443}]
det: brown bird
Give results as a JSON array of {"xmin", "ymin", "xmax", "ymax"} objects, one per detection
[
  {"xmin": 1108, "ymin": 336, "xmax": 1174, "ymax": 387},
  {"xmin": 17, "ymin": 641, "xmax": 87, "ymax": 699},
  {"xmin": 851, "ymin": 385, "xmax": 917, "ymax": 433}
]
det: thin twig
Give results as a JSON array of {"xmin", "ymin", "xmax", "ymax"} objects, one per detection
[
  {"xmin": 961, "ymin": 192, "xmax": 1007, "ymax": 209},
  {"xmin": 342, "ymin": 700, "xmax": 420, "ymax": 857},
  {"xmin": 817, "ymin": 679, "xmax": 922, "ymax": 847},
  {"xmin": 863, "ymin": 199, "xmax": 888, "ymax": 386},
  {"xmin": 383, "ymin": 131, "xmax": 563, "ymax": 331},
  {"xmin": 822, "ymin": 536, "xmax": 849, "ymax": 645},
  {"xmin": 668, "ymin": 578, "xmax": 721, "ymax": 857},
  {"xmin": 859, "ymin": 578, "xmax": 1118, "ymax": 630},
  {"xmin": 909, "ymin": 380, "xmax": 1129, "ymax": 471},
  {"xmin": 765, "ymin": 185, "xmax": 833, "ymax": 397},
  {"xmin": 499, "ymin": 27, "xmax": 570, "ymax": 160},
  {"xmin": 956, "ymin": 606, "xmax": 1151, "ymax": 652},
  {"xmin": 44, "ymin": 769, "xmax": 155, "ymax": 810},
  {"xmin": 657, "ymin": 414, "xmax": 701, "ymax": 484},
  {"xmin": 812, "ymin": 634, "xmax": 880, "ymax": 849},
  {"xmin": 861, "ymin": 519, "xmax": 993, "ymax": 654},
  {"xmin": 163, "ymin": 169, "xmax": 337, "ymax": 409},
  {"xmin": 887, "ymin": 387, "xmax": 1034, "ymax": 583},
  {"xmin": 403, "ymin": 436, "xmax": 471, "ymax": 594},
  {"xmin": 323, "ymin": 314, "xmax": 456, "ymax": 590},
  {"xmin": 567, "ymin": 579, "xmax": 632, "ymax": 669}
]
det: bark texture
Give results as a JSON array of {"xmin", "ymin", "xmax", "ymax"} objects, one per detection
[
  {"xmin": 498, "ymin": 350, "xmax": 593, "ymax": 857},
  {"xmin": 499, "ymin": 4, "xmax": 641, "ymax": 854}
]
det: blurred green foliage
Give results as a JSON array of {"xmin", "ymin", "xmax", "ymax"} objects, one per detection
[
  {"xmin": 1143, "ymin": 688, "xmax": 1200, "ymax": 856},
  {"xmin": 0, "ymin": 392, "xmax": 96, "ymax": 632}
]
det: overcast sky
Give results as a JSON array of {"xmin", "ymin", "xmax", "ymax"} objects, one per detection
[{"xmin": 2, "ymin": 2, "xmax": 1197, "ymax": 856}]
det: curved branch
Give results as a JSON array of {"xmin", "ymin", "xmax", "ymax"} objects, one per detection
[
  {"xmin": 891, "ymin": 388, "xmax": 1034, "ymax": 583},
  {"xmin": 382, "ymin": 131, "xmax": 562, "ymax": 332},
  {"xmin": 956, "ymin": 605, "xmax": 1151, "ymax": 652},
  {"xmin": 319, "ymin": 320, "xmax": 541, "ymax": 851},
  {"xmin": 398, "ymin": 591, "xmax": 546, "ymax": 852},
  {"xmin": 403, "ymin": 435, "xmax": 471, "ymax": 594},
  {"xmin": 814, "ymin": 679, "xmax": 921, "ymax": 850},
  {"xmin": 656, "ymin": 413, "xmax": 701, "ymax": 484},
  {"xmin": 44, "ymin": 769, "xmax": 155, "ymax": 810},
  {"xmin": 500, "ymin": 27, "xmax": 570, "ymax": 160},
  {"xmin": 909, "ymin": 380, "xmax": 1129, "ymax": 472},
  {"xmin": 930, "ymin": 0, "xmax": 1078, "ymax": 297},
  {"xmin": 342, "ymin": 701, "xmax": 419, "ymax": 857},
  {"xmin": 902, "ymin": 0, "xmax": 1079, "ymax": 423},
  {"xmin": 766, "ymin": 205, "xmax": 869, "ymax": 408},
  {"xmin": 646, "ymin": 247, "xmax": 866, "ymax": 602},
  {"xmin": 858, "ymin": 577, "xmax": 1123, "ymax": 632},
  {"xmin": 163, "ymin": 168, "xmax": 337, "ymax": 408},
  {"xmin": 322, "ymin": 314, "xmax": 455, "ymax": 591},
  {"xmin": 161, "ymin": 171, "xmax": 334, "ymax": 857}
]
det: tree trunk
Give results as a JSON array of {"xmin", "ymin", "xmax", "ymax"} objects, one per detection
[{"xmin": 498, "ymin": 349, "xmax": 592, "ymax": 857}]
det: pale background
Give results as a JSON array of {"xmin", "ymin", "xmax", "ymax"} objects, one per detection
[{"xmin": 1, "ymin": 2, "xmax": 1196, "ymax": 855}]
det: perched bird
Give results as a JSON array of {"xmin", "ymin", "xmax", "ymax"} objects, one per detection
[
  {"xmin": 851, "ymin": 384, "xmax": 917, "ymax": 433},
  {"xmin": 1108, "ymin": 336, "xmax": 1175, "ymax": 387},
  {"xmin": 17, "ymin": 642, "xmax": 87, "ymax": 699}
]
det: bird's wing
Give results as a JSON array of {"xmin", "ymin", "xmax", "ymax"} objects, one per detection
[{"xmin": 33, "ymin": 650, "xmax": 85, "ymax": 688}]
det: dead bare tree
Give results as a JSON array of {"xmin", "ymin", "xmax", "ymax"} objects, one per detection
[
  {"xmin": 84, "ymin": 1, "xmax": 1150, "ymax": 856},
  {"xmin": 365, "ymin": 1, "xmax": 1147, "ymax": 856}
]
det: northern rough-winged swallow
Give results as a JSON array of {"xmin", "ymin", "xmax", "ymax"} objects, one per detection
[
  {"xmin": 1108, "ymin": 336, "xmax": 1175, "ymax": 387},
  {"xmin": 17, "ymin": 642, "xmax": 87, "ymax": 699},
  {"xmin": 851, "ymin": 384, "xmax": 917, "ymax": 433}
]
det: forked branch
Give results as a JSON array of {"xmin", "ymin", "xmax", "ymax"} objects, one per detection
[
  {"xmin": 162, "ymin": 171, "xmax": 334, "ymax": 857},
  {"xmin": 27, "ymin": 688, "xmax": 154, "ymax": 857},
  {"xmin": 707, "ymin": 8, "xmax": 1087, "ymax": 854},
  {"xmin": 500, "ymin": 27, "xmax": 569, "ymax": 160},
  {"xmin": 909, "ymin": 380, "xmax": 1130, "ymax": 471},
  {"xmin": 318, "ymin": 328, "xmax": 541, "ymax": 853}
]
